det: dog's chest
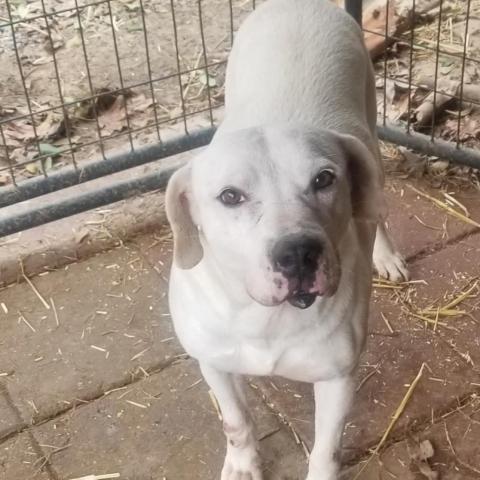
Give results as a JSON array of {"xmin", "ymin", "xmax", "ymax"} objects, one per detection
[
  {"xmin": 171, "ymin": 290, "xmax": 360, "ymax": 382},
  {"xmin": 209, "ymin": 328, "xmax": 357, "ymax": 382}
]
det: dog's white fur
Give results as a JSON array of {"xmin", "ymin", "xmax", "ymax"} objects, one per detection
[{"xmin": 166, "ymin": 1, "xmax": 408, "ymax": 478}]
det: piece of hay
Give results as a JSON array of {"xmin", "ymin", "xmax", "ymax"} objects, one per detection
[
  {"xmin": 50, "ymin": 297, "xmax": 59, "ymax": 327},
  {"xmin": 68, "ymin": 474, "xmax": 120, "ymax": 480},
  {"xmin": 208, "ymin": 389, "xmax": 223, "ymax": 421},
  {"xmin": 407, "ymin": 185, "xmax": 480, "ymax": 229},
  {"xmin": 22, "ymin": 272, "xmax": 50, "ymax": 310},
  {"xmin": 444, "ymin": 422, "xmax": 480, "ymax": 475},
  {"xmin": 18, "ymin": 311, "xmax": 36, "ymax": 333},
  {"xmin": 353, "ymin": 363, "xmax": 425, "ymax": 479},
  {"xmin": 381, "ymin": 312, "xmax": 395, "ymax": 334},
  {"xmin": 418, "ymin": 280, "xmax": 478, "ymax": 321},
  {"xmin": 125, "ymin": 400, "xmax": 148, "ymax": 409}
]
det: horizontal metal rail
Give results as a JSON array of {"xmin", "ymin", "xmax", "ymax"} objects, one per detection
[
  {"xmin": 0, "ymin": 167, "xmax": 177, "ymax": 238},
  {"xmin": 2, "ymin": 121, "xmax": 480, "ymax": 238},
  {"xmin": 378, "ymin": 124, "xmax": 480, "ymax": 170},
  {"xmin": 0, "ymin": 128, "xmax": 215, "ymax": 209}
]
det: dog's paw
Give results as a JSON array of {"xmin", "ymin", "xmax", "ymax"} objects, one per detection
[
  {"xmin": 221, "ymin": 443, "xmax": 263, "ymax": 480},
  {"xmin": 373, "ymin": 249, "xmax": 409, "ymax": 282}
]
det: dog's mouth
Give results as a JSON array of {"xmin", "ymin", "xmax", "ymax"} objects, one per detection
[
  {"xmin": 287, "ymin": 291, "xmax": 317, "ymax": 309},
  {"xmin": 247, "ymin": 250, "xmax": 340, "ymax": 308},
  {"xmin": 285, "ymin": 262, "xmax": 339, "ymax": 309}
]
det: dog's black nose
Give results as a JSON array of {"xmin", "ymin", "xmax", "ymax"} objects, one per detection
[{"xmin": 272, "ymin": 235, "xmax": 323, "ymax": 278}]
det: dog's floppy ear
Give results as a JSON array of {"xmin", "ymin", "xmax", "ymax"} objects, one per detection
[
  {"xmin": 336, "ymin": 133, "xmax": 387, "ymax": 222},
  {"xmin": 165, "ymin": 164, "xmax": 203, "ymax": 269}
]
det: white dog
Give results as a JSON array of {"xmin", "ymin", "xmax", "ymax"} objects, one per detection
[{"xmin": 166, "ymin": 0, "xmax": 407, "ymax": 478}]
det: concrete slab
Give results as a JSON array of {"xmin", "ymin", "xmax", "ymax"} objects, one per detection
[
  {"xmin": 407, "ymin": 232, "xmax": 480, "ymax": 368},
  {"xmin": 345, "ymin": 392, "xmax": 480, "ymax": 480},
  {"xmin": 32, "ymin": 359, "xmax": 307, "ymax": 480},
  {"xmin": 0, "ymin": 243, "xmax": 183, "ymax": 429},
  {"xmin": 0, "ymin": 432, "xmax": 50, "ymax": 480},
  {"xmin": 384, "ymin": 179, "xmax": 480, "ymax": 260},
  {"xmin": 0, "ymin": 382, "xmax": 20, "ymax": 440},
  {"xmin": 131, "ymin": 227, "xmax": 173, "ymax": 277}
]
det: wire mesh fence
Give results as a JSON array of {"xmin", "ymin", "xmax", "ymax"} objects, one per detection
[
  {"xmin": 363, "ymin": 0, "xmax": 480, "ymax": 169},
  {"xmin": 0, "ymin": 0, "xmax": 241, "ymax": 188},
  {"xmin": 0, "ymin": 0, "xmax": 479, "ymax": 236}
]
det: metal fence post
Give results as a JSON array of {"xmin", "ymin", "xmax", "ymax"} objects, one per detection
[{"xmin": 345, "ymin": 0, "xmax": 362, "ymax": 25}]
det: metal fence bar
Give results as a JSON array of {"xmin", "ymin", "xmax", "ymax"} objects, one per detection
[
  {"xmin": 0, "ymin": 125, "xmax": 16, "ymax": 187},
  {"xmin": 5, "ymin": 0, "xmax": 44, "ymax": 174},
  {"xmin": 73, "ymin": 0, "xmax": 106, "ymax": 159},
  {"xmin": 198, "ymin": 0, "xmax": 215, "ymax": 126},
  {"xmin": 139, "ymin": 0, "xmax": 163, "ymax": 142},
  {"xmin": 39, "ymin": 0, "xmax": 78, "ymax": 170},
  {"xmin": 456, "ymin": 0, "xmax": 472, "ymax": 148},
  {"xmin": 345, "ymin": 0, "xmax": 362, "ymax": 25},
  {"xmin": 169, "ymin": 0, "xmax": 189, "ymax": 134},
  {"xmin": 0, "ymin": 128, "xmax": 215, "ymax": 209},
  {"xmin": 406, "ymin": 0, "xmax": 416, "ymax": 134},
  {"xmin": 430, "ymin": 0, "xmax": 444, "ymax": 142},
  {"xmin": 106, "ymin": 0, "xmax": 135, "ymax": 151},
  {"xmin": 382, "ymin": 0, "xmax": 390, "ymax": 126},
  {"xmin": 0, "ymin": 167, "xmax": 177, "ymax": 238},
  {"xmin": 378, "ymin": 124, "xmax": 480, "ymax": 170}
]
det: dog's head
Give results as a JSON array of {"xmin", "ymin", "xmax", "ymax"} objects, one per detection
[{"xmin": 166, "ymin": 126, "xmax": 383, "ymax": 309}]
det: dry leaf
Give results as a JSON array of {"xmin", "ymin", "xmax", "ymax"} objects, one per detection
[
  {"xmin": 129, "ymin": 93, "xmax": 153, "ymax": 113},
  {"xmin": 98, "ymin": 96, "xmax": 127, "ymax": 135},
  {"xmin": 74, "ymin": 228, "xmax": 90, "ymax": 244},
  {"xmin": 4, "ymin": 122, "xmax": 36, "ymax": 144},
  {"xmin": 0, "ymin": 105, "xmax": 17, "ymax": 117},
  {"xmin": 397, "ymin": 146, "xmax": 427, "ymax": 178},
  {"xmin": 65, "ymin": 35, "xmax": 81, "ymax": 49},
  {"xmin": 199, "ymin": 71, "xmax": 217, "ymax": 88},
  {"xmin": 414, "ymin": 440, "xmax": 435, "ymax": 461},
  {"xmin": 44, "ymin": 28, "xmax": 65, "ymax": 53},
  {"xmin": 414, "ymin": 90, "xmax": 454, "ymax": 127},
  {"xmin": 407, "ymin": 438, "xmax": 438, "ymax": 480},
  {"xmin": 73, "ymin": 88, "xmax": 130, "ymax": 122},
  {"xmin": 9, "ymin": 148, "xmax": 27, "ymax": 164},
  {"xmin": 25, "ymin": 162, "xmax": 40, "ymax": 175},
  {"xmin": 417, "ymin": 462, "xmax": 438, "ymax": 480},
  {"xmin": 0, "ymin": 174, "xmax": 11, "ymax": 186},
  {"xmin": 36, "ymin": 113, "xmax": 69, "ymax": 141},
  {"xmin": 428, "ymin": 159, "xmax": 449, "ymax": 174},
  {"xmin": 443, "ymin": 117, "xmax": 480, "ymax": 142}
]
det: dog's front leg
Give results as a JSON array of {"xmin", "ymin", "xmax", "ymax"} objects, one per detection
[
  {"xmin": 306, "ymin": 375, "xmax": 354, "ymax": 480},
  {"xmin": 200, "ymin": 364, "xmax": 263, "ymax": 480}
]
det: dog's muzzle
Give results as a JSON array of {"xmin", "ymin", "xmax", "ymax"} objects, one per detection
[{"xmin": 272, "ymin": 234, "xmax": 327, "ymax": 309}]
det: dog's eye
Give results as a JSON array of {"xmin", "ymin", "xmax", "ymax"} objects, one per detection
[
  {"xmin": 218, "ymin": 188, "xmax": 246, "ymax": 206},
  {"xmin": 312, "ymin": 170, "xmax": 335, "ymax": 191}
]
